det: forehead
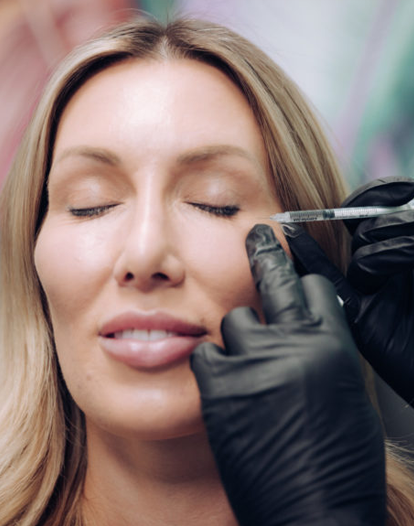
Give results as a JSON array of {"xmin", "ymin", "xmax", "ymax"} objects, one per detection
[{"xmin": 53, "ymin": 58, "xmax": 267, "ymax": 170}]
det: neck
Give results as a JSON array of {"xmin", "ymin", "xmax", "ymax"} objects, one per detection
[{"xmin": 82, "ymin": 425, "xmax": 238, "ymax": 526}]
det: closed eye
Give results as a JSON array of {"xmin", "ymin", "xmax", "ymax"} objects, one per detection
[
  {"xmin": 189, "ymin": 202, "xmax": 240, "ymax": 218},
  {"xmin": 68, "ymin": 204, "xmax": 118, "ymax": 218}
]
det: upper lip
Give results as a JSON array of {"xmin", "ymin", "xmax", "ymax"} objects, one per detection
[{"xmin": 99, "ymin": 310, "xmax": 208, "ymax": 338}]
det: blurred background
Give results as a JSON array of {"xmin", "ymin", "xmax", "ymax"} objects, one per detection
[{"xmin": 1, "ymin": 0, "xmax": 414, "ymax": 448}]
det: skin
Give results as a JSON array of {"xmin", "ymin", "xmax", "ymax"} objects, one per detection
[{"xmin": 34, "ymin": 58, "xmax": 286, "ymax": 525}]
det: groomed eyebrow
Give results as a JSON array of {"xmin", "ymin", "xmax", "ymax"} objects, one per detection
[
  {"xmin": 176, "ymin": 144, "xmax": 260, "ymax": 168},
  {"xmin": 52, "ymin": 144, "xmax": 261, "ymax": 170},
  {"xmin": 53, "ymin": 146, "xmax": 121, "ymax": 167}
]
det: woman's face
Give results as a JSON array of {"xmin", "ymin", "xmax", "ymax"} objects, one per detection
[{"xmin": 35, "ymin": 58, "xmax": 285, "ymax": 441}]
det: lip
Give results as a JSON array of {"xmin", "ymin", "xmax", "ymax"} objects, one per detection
[{"xmin": 99, "ymin": 311, "xmax": 208, "ymax": 369}]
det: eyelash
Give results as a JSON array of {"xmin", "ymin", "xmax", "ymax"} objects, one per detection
[
  {"xmin": 68, "ymin": 204, "xmax": 117, "ymax": 218},
  {"xmin": 190, "ymin": 203, "xmax": 240, "ymax": 218},
  {"xmin": 68, "ymin": 203, "xmax": 240, "ymax": 219}
]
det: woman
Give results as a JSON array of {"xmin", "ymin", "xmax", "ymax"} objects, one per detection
[{"xmin": 0, "ymin": 16, "xmax": 413, "ymax": 525}]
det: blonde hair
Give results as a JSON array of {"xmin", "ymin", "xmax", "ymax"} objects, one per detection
[{"xmin": 0, "ymin": 16, "xmax": 412, "ymax": 525}]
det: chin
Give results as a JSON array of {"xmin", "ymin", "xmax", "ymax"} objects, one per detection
[{"xmin": 83, "ymin": 392, "xmax": 206, "ymax": 442}]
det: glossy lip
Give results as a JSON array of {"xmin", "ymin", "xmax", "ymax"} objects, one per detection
[{"xmin": 99, "ymin": 311, "xmax": 208, "ymax": 369}]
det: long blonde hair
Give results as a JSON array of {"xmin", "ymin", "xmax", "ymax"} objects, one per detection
[{"xmin": 0, "ymin": 16, "xmax": 413, "ymax": 525}]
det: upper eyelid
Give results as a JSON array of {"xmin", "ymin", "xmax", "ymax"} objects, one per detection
[
  {"xmin": 189, "ymin": 202, "xmax": 240, "ymax": 216},
  {"xmin": 47, "ymin": 169, "xmax": 129, "ymax": 203},
  {"xmin": 68, "ymin": 203, "xmax": 118, "ymax": 217},
  {"xmin": 70, "ymin": 201, "xmax": 239, "ymax": 209}
]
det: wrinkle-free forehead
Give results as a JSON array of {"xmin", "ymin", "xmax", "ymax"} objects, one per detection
[{"xmin": 51, "ymin": 58, "xmax": 270, "ymax": 185}]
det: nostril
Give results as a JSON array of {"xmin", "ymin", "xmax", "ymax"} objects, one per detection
[
  {"xmin": 153, "ymin": 272, "xmax": 169, "ymax": 281},
  {"xmin": 123, "ymin": 271, "xmax": 169, "ymax": 284}
]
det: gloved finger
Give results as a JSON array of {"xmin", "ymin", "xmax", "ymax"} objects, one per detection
[
  {"xmin": 281, "ymin": 223, "xmax": 359, "ymax": 318},
  {"xmin": 348, "ymin": 237, "xmax": 414, "ymax": 293},
  {"xmin": 300, "ymin": 274, "xmax": 352, "ymax": 341},
  {"xmin": 220, "ymin": 307, "xmax": 262, "ymax": 356},
  {"xmin": 342, "ymin": 177, "xmax": 414, "ymax": 235},
  {"xmin": 191, "ymin": 337, "xmax": 273, "ymax": 399},
  {"xmin": 190, "ymin": 341, "xmax": 228, "ymax": 397},
  {"xmin": 351, "ymin": 210, "xmax": 414, "ymax": 253},
  {"xmin": 245, "ymin": 224, "xmax": 308, "ymax": 325}
]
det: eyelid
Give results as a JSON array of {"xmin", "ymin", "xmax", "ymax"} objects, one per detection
[
  {"xmin": 188, "ymin": 202, "xmax": 240, "ymax": 218},
  {"xmin": 68, "ymin": 203, "xmax": 118, "ymax": 218}
]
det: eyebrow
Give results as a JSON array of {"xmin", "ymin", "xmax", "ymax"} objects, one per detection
[
  {"xmin": 176, "ymin": 144, "xmax": 260, "ymax": 167},
  {"xmin": 53, "ymin": 146, "xmax": 121, "ymax": 167},
  {"xmin": 52, "ymin": 144, "xmax": 261, "ymax": 170}
]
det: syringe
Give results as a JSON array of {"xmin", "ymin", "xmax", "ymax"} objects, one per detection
[{"xmin": 270, "ymin": 199, "xmax": 414, "ymax": 223}]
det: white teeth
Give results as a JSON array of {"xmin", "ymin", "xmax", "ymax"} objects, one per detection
[{"xmin": 113, "ymin": 329, "xmax": 176, "ymax": 341}]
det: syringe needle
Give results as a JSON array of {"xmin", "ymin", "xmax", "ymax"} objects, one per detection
[{"xmin": 269, "ymin": 200, "xmax": 414, "ymax": 223}]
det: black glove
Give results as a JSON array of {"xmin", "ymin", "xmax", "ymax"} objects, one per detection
[
  {"xmin": 191, "ymin": 224, "xmax": 385, "ymax": 526},
  {"xmin": 283, "ymin": 176, "xmax": 414, "ymax": 406}
]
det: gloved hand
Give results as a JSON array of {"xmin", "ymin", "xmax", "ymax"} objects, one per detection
[
  {"xmin": 191, "ymin": 224, "xmax": 385, "ymax": 526},
  {"xmin": 282, "ymin": 176, "xmax": 414, "ymax": 406}
]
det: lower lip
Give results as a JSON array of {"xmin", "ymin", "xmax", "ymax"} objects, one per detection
[{"xmin": 99, "ymin": 335, "xmax": 205, "ymax": 369}]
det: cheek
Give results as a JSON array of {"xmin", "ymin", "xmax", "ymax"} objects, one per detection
[
  {"xmin": 182, "ymin": 219, "xmax": 291, "ymax": 320},
  {"xmin": 34, "ymin": 223, "xmax": 116, "ymax": 404},
  {"xmin": 34, "ymin": 222, "xmax": 113, "ymax": 327},
  {"xmin": 199, "ymin": 234, "xmax": 253, "ymax": 302},
  {"xmin": 183, "ymin": 221, "xmax": 285, "ymax": 314}
]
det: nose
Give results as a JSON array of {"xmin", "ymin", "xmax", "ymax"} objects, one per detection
[{"xmin": 113, "ymin": 202, "xmax": 185, "ymax": 292}]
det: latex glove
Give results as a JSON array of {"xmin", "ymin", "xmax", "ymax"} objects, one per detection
[
  {"xmin": 283, "ymin": 176, "xmax": 414, "ymax": 406},
  {"xmin": 191, "ymin": 224, "xmax": 385, "ymax": 526}
]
